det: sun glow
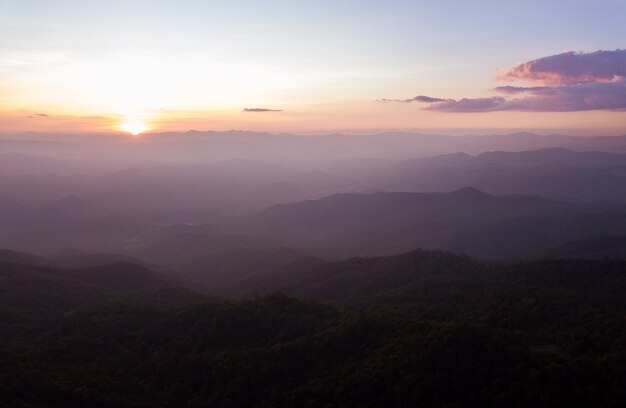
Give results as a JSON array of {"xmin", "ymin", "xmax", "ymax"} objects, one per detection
[{"xmin": 120, "ymin": 121, "xmax": 148, "ymax": 136}]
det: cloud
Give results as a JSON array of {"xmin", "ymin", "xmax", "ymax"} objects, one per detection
[
  {"xmin": 420, "ymin": 81, "xmax": 626, "ymax": 112},
  {"xmin": 27, "ymin": 113, "xmax": 49, "ymax": 118},
  {"xmin": 493, "ymin": 86, "xmax": 555, "ymax": 95},
  {"xmin": 497, "ymin": 49, "xmax": 626, "ymax": 85},
  {"xmin": 386, "ymin": 49, "xmax": 626, "ymax": 113},
  {"xmin": 422, "ymin": 97, "xmax": 507, "ymax": 112},
  {"xmin": 243, "ymin": 108, "xmax": 283, "ymax": 112},
  {"xmin": 378, "ymin": 95, "xmax": 446, "ymax": 103}
]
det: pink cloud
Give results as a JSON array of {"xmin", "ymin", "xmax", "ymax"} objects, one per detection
[
  {"xmin": 497, "ymin": 49, "xmax": 626, "ymax": 86},
  {"xmin": 382, "ymin": 49, "xmax": 626, "ymax": 113}
]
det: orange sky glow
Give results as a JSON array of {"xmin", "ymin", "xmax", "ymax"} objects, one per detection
[{"xmin": 2, "ymin": 1, "xmax": 626, "ymax": 136}]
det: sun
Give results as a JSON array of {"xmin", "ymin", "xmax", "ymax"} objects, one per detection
[{"xmin": 120, "ymin": 121, "xmax": 148, "ymax": 136}]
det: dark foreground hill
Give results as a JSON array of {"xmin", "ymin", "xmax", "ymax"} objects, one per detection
[
  {"xmin": 1, "ymin": 249, "xmax": 625, "ymax": 407},
  {"xmin": 0, "ymin": 256, "xmax": 201, "ymax": 343}
]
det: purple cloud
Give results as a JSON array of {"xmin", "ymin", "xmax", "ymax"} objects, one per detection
[
  {"xmin": 497, "ymin": 49, "xmax": 626, "ymax": 85},
  {"xmin": 421, "ymin": 81, "xmax": 626, "ymax": 112},
  {"xmin": 493, "ymin": 86, "xmax": 555, "ymax": 95},
  {"xmin": 243, "ymin": 108, "xmax": 283, "ymax": 112},
  {"xmin": 387, "ymin": 49, "xmax": 626, "ymax": 112}
]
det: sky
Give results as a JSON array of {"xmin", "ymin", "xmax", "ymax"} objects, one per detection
[{"xmin": 1, "ymin": 0, "xmax": 626, "ymax": 135}]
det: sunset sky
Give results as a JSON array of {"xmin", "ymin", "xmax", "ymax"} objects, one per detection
[{"xmin": 1, "ymin": 0, "xmax": 626, "ymax": 135}]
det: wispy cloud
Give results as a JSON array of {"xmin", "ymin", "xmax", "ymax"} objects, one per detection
[
  {"xmin": 377, "ymin": 95, "xmax": 446, "ymax": 103},
  {"xmin": 383, "ymin": 49, "xmax": 626, "ymax": 112},
  {"xmin": 421, "ymin": 97, "xmax": 507, "ymax": 112},
  {"xmin": 243, "ymin": 108, "xmax": 283, "ymax": 112},
  {"xmin": 493, "ymin": 86, "xmax": 554, "ymax": 95}
]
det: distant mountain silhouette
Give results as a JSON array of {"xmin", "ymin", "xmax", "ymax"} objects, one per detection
[
  {"xmin": 441, "ymin": 212, "xmax": 626, "ymax": 259},
  {"xmin": 28, "ymin": 195, "xmax": 96, "ymax": 224},
  {"xmin": 221, "ymin": 188, "xmax": 624, "ymax": 259},
  {"xmin": 132, "ymin": 232, "xmax": 313, "ymax": 294},
  {"xmin": 0, "ymin": 248, "xmax": 46, "ymax": 265},
  {"xmin": 0, "ymin": 195, "xmax": 97, "ymax": 230},
  {"xmin": 175, "ymin": 246, "xmax": 626, "ymax": 302},
  {"xmin": 0, "ymin": 257, "xmax": 198, "ymax": 332},
  {"xmin": 0, "ymin": 153, "xmax": 92, "ymax": 175},
  {"xmin": 376, "ymin": 148, "xmax": 626, "ymax": 203},
  {"xmin": 4, "ymin": 131, "xmax": 626, "ymax": 167},
  {"xmin": 232, "ymin": 249, "xmax": 477, "ymax": 300},
  {"xmin": 0, "ymin": 198, "xmax": 31, "ymax": 227},
  {"xmin": 475, "ymin": 148, "xmax": 626, "ymax": 166},
  {"xmin": 543, "ymin": 235, "xmax": 626, "ymax": 259}
]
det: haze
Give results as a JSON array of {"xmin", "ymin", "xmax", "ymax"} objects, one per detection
[{"xmin": 1, "ymin": 1, "xmax": 626, "ymax": 407}]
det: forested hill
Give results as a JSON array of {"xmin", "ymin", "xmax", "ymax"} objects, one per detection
[{"xmin": 1, "ymin": 249, "xmax": 625, "ymax": 407}]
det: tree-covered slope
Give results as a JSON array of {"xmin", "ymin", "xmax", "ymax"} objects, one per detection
[{"xmin": 1, "ymin": 250, "xmax": 625, "ymax": 407}]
